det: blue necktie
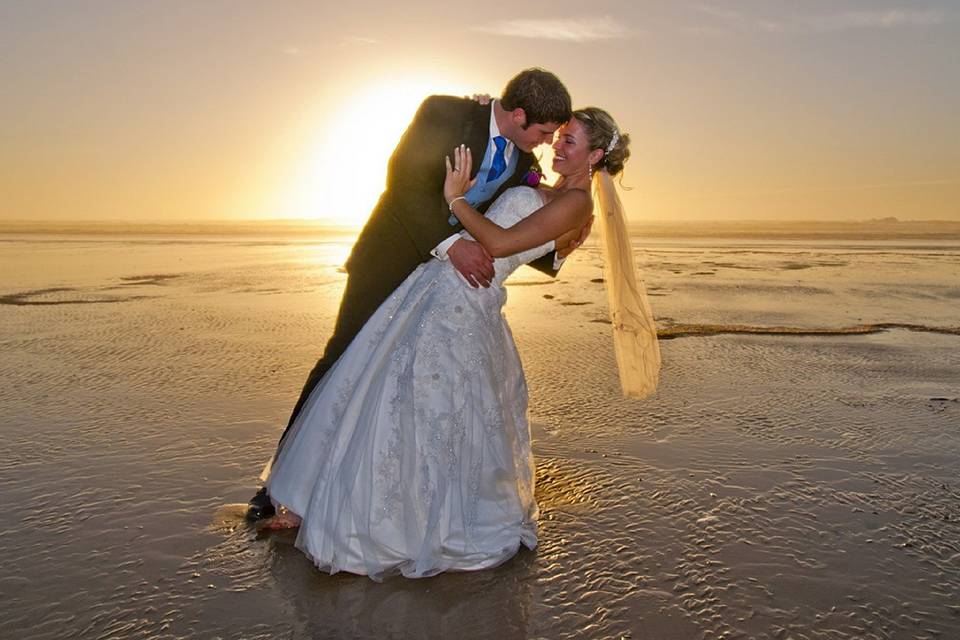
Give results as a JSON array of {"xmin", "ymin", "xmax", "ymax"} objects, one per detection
[{"xmin": 486, "ymin": 136, "xmax": 507, "ymax": 183}]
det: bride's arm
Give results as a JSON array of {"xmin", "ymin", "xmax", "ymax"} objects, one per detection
[{"xmin": 444, "ymin": 145, "xmax": 592, "ymax": 258}]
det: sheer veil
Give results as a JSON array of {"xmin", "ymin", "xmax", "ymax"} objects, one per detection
[{"xmin": 593, "ymin": 169, "xmax": 661, "ymax": 398}]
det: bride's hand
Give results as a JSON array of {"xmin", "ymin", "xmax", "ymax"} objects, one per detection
[
  {"xmin": 444, "ymin": 145, "xmax": 475, "ymax": 204},
  {"xmin": 555, "ymin": 215, "xmax": 594, "ymax": 259},
  {"xmin": 555, "ymin": 227, "xmax": 580, "ymax": 257},
  {"xmin": 465, "ymin": 93, "xmax": 493, "ymax": 105}
]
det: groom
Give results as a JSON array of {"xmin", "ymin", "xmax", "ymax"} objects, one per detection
[{"xmin": 247, "ymin": 68, "xmax": 575, "ymax": 520}]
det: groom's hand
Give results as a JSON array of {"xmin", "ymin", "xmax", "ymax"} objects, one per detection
[{"xmin": 448, "ymin": 239, "xmax": 494, "ymax": 288}]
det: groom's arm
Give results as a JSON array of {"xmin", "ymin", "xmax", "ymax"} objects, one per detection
[
  {"xmin": 382, "ymin": 96, "xmax": 467, "ymax": 260},
  {"xmin": 527, "ymin": 251, "xmax": 562, "ymax": 277}
]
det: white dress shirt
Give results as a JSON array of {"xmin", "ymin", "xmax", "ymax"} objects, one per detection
[
  {"xmin": 431, "ymin": 103, "xmax": 566, "ymax": 271},
  {"xmin": 431, "ymin": 102, "xmax": 513, "ymax": 260}
]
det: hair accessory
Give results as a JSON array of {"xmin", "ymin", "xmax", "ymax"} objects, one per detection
[{"xmin": 605, "ymin": 130, "xmax": 620, "ymax": 155}]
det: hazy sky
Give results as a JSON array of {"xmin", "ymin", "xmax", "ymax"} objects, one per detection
[{"xmin": 2, "ymin": 0, "xmax": 958, "ymax": 224}]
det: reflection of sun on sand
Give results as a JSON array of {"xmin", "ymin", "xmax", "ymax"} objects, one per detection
[{"xmin": 208, "ymin": 504, "xmax": 248, "ymax": 534}]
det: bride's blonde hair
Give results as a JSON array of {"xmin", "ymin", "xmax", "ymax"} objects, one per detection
[
  {"xmin": 572, "ymin": 107, "xmax": 630, "ymax": 176},
  {"xmin": 576, "ymin": 107, "xmax": 659, "ymax": 399}
]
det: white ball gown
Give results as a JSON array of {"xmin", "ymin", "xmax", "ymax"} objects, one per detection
[{"xmin": 263, "ymin": 187, "xmax": 554, "ymax": 581}]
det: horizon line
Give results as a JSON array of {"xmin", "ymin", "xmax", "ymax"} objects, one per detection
[{"xmin": 3, "ymin": 216, "xmax": 959, "ymax": 227}]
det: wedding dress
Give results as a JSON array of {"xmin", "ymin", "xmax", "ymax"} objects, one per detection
[{"xmin": 264, "ymin": 186, "xmax": 552, "ymax": 581}]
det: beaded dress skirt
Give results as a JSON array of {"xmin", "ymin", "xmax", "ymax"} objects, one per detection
[{"xmin": 264, "ymin": 187, "xmax": 553, "ymax": 580}]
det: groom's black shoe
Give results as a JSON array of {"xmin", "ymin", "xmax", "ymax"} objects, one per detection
[{"xmin": 246, "ymin": 487, "xmax": 276, "ymax": 521}]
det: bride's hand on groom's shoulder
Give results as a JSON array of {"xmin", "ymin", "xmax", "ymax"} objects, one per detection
[{"xmin": 465, "ymin": 93, "xmax": 493, "ymax": 105}]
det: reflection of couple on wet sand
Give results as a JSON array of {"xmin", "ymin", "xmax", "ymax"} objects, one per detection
[{"xmin": 247, "ymin": 68, "xmax": 660, "ymax": 580}]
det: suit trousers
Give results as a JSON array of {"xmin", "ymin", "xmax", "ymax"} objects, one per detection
[{"xmin": 273, "ymin": 215, "xmax": 427, "ymax": 457}]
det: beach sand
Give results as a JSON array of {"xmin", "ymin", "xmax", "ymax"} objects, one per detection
[{"xmin": 1, "ymin": 227, "xmax": 958, "ymax": 639}]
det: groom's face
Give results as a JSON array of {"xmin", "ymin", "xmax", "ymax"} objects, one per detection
[{"xmin": 505, "ymin": 109, "xmax": 561, "ymax": 153}]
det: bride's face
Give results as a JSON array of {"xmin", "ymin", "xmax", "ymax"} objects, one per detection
[{"xmin": 550, "ymin": 119, "xmax": 597, "ymax": 176}]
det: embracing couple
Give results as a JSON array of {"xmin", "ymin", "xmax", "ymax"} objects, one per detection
[{"xmin": 248, "ymin": 68, "xmax": 660, "ymax": 581}]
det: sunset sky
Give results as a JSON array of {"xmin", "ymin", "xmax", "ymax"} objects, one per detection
[{"xmin": 2, "ymin": 1, "xmax": 958, "ymax": 225}]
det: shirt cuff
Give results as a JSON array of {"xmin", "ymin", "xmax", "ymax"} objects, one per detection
[{"xmin": 430, "ymin": 235, "xmax": 461, "ymax": 261}]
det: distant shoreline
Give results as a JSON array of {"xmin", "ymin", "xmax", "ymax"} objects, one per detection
[{"xmin": 3, "ymin": 219, "xmax": 960, "ymax": 240}]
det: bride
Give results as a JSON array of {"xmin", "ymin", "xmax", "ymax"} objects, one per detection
[{"xmin": 259, "ymin": 107, "xmax": 659, "ymax": 581}]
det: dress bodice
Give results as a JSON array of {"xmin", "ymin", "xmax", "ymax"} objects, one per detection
[{"xmin": 459, "ymin": 186, "xmax": 555, "ymax": 287}]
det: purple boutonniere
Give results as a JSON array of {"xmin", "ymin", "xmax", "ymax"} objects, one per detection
[{"xmin": 522, "ymin": 170, "xmax": 543, "ymax": 187}]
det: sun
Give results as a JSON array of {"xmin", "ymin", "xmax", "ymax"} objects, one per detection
[{"xmin": 280, "ymin": 76, "xmax": 473, "ymax": 226}]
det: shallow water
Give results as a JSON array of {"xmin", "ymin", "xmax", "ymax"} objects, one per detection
[{"xmin": 1, "ymin": 231, "xmax": 958, "ymax": 639}]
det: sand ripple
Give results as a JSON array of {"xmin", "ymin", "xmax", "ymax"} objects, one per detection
[
  {"xmin": 2, "ymin": 235, "xmax": 959, "ymax": 638},
  {"xmin": 659, "ymin": 322, "xmax": 960, "ymax": 339}
]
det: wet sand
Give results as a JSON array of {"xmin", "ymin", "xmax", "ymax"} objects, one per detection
[{"xmin": 1, "ymin": 228, "xmax": 958, "ymax": 639}]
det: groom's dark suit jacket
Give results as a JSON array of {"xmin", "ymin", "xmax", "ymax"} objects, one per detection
[
  {"xmin": 346, "ymin": 95, "xmax": 558, "ymax": 277},
  {"xmin": 276, "ymin": 96, "xmax": 559, "ymax": 447}
]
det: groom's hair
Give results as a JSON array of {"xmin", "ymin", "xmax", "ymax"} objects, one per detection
[{"xmin": 501, "ymin": 68, "xmax": 572, "ymax": 128}]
